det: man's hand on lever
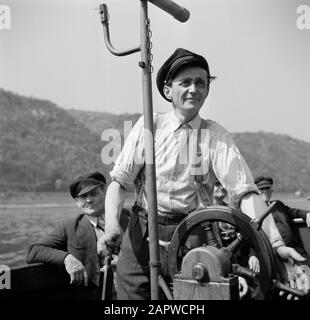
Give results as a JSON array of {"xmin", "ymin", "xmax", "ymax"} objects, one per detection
[
  {"xmin": 103, "ymin": 180, "xmax": 126, "ymax": 255},
  {"xmin": 98, "ymin": 226, "xmax": 122, "ymax": 256},
  {"xmin": 306, "ymin": 212, "xmax": 310, "ymax": 228}
]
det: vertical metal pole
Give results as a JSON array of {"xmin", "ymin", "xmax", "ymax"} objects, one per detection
[{"xmin": 140, "ymin": 0, "xmax": 160, "ymax": 300}]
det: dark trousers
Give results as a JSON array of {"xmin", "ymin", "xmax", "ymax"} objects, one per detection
[
  {"xmin": 116, "ymin": 206, "xmax": 183, "ymax": 300},
  {"xmin": 116, "ymin": 205, "xmax": 208, "ymax": 300}
]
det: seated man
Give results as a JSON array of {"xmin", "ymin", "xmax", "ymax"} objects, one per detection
[
  {"xmin": 26, "ymin": 172, "xmax": 128, "ymax": 299},
  {"xmin": 255, "ymin": 176, "xmax": 310, "ymax": 261},
  {"xmin": 255, "ymin": 175, "xmax": 310, "ymax": 298}
]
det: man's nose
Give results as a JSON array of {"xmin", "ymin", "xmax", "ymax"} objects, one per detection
[
  {"xmin": 86, "ymin": 197, "xmax": 93, "ymax": 203},
  {"xmin": 188, "ymin": 83, "xmax": 197, "ymax": 93}
]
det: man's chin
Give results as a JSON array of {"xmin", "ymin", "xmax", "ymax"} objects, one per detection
[
  {"xmin": 183, "ymin": 101, "xmax": 201, "ymax": 109},
  {"xmin": 87, "ymin": 212, "xmax": 103, "ymax": 218},
  {"xmin": 83, "ymin": 207, "xmax": 99, "ymax": 215}
]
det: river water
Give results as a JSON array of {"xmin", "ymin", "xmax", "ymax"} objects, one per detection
[{"xmin": 0, "ymin": 192, "xmax": 309, "ymax": 268}]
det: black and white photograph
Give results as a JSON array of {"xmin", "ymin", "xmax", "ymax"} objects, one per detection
[{"xmin": 0, "ymin": 0, "xmax": 309, "ymax": 307}]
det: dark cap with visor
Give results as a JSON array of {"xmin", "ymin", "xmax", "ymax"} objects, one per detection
[
  {"xmin": 156, "ymin": 48, "xmax": 213, "ymax": 101},
  {"xmin": 70, "ymin": 172, "xmax": 106, "ymax": 198},
  {"xmin": 254, "ymin": 176, "xmax": 273, "ymax": 190}
]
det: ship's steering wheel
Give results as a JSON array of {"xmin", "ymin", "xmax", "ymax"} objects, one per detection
[{"xmin": 166, "ymin": 206, "xmax": 306, "ymax": 300}]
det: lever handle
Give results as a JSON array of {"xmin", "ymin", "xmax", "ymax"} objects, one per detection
[
  {"xmin": 232, "ymin": 264, "xmax": 257, "ymax": 279},
  {"xmin": 148, "ymin": 0, "xmax": 190, "ymax": 22},
  {"xmin": 253, "ymin": 201, "xmax": 277, "ymax": 229},
  {"xmin": 273, "ymin": 279, "xmax": 306, "ymax": 298}
]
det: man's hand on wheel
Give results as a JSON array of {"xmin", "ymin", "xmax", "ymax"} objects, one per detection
[{"xmin": 276, "ymin": 246, "xmax": 306, "ymax": 263}]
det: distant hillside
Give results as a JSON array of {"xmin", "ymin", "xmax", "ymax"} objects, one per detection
[
  {"xmin": 0, "ymin": 89, "xmax": 107, "ymax": 192},
  {"xmin": 69, "ymin": 109, "xmax": 141, "ymax": 138},
  {"xmin": 232, "ymin": 132, "xmax": 310, "ymax": 194},
  {"xmin": 1, "ymin": 88, "xmax": 309, "ymax": 193},
  {"xmin": 70, "ymin": 109, "xmax": 310, "ymax": 194}
]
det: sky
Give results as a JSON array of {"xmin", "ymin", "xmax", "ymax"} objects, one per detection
[{"xmin": 0, "ymin": 0, "xmax": 309, "ymax": 142}]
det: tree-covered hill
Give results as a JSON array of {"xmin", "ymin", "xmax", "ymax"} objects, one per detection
[
  {"xmin": 70, "ymin": 110, "xmax": 310, "ymax": 194},
  {"xmin": 0, "ymin": 89, "xmax": 106, "ymax": 192},
  {"xmin": 232, "ymin": 132, "xmax": 310, "ymax": 194},
  {"xmin": 1, "ymin": 88, "xmax": 309, "ymax": 194},
  {"xmin": 69, "ymin": 109, "xmax": 141, "ymax": 138}
]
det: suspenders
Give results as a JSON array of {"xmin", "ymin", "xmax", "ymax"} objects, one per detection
[{"xmin": 192, "ymin": 118, "xmax": 210, "ymax": 210}]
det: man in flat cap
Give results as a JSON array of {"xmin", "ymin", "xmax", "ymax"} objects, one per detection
[
  {"xmin": 103, "ymin": 48, "xmax": 309, "ymax": 299},
  {"xmin": 255, "ymin": 176, "xmax": 310, "ymax": 259},
  {"xmin": 255, "ymin": 176, "xmax": 310, "ymax": 299},
  {"xmin": 27, "ymin": 171, "xmax": 128, "ymax": 299}
]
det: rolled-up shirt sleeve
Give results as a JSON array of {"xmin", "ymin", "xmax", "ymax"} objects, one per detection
[
  {"xmin": 209, "ymin": 127, "xmax": 285, "ymax": 247},
  {"xmin": 210, "ymin": 128, "xmax": 258, "ymax": 208},
  {"xmin": 110, "ymin": 116, "xmax": 145, "ymax": 190}
]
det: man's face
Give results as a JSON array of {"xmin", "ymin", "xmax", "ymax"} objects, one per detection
[
  {"xmin": 164, "ymin": 66, "xmax": 209, "ymax": 120},
  {"xmin": 258, "ymin": 187, "xmax": 273, "ymax": 203},
  {"xmin": 75, "ymin": 186, "xmax": 106, "ymax": 217}
]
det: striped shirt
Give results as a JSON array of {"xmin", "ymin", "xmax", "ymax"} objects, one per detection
[{"xmin": 110, "ymin": 111, "xmax": 258, "ymax": 214}]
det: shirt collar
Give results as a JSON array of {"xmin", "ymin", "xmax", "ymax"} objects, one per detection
[
  {"xmin": 166, "ymin": 111, "xmax": 201, "ymax": 132},
  {"xmin": 187, "ymin": 113, "xmax": 201, "ymax": 130},
  {"xmin": 166, "ymin": 111, "xmax": 181, "ymax": 132},
  {"xmin": 87, "ymin": 215, "xmax": 104, "ymax": 228}
]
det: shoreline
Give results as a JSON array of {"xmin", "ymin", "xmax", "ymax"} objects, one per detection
[
  {"xmin": 0, "ymin": 191, "xmax": 309, "ymax": 210},
  {"xmin": 0, "ymin": 204, "xmax": 75, "ymax": 209}
]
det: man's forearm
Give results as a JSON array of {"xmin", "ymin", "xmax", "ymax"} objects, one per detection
[
  {"xmin": 240, "ymin": 193, "xmax": 285, "ymax": 248},
  {"xmin": 105, "ymin": 180, "xmax": 126, "ymax": 237},
  {"xmin": 26, "ymin": 243, "xmax": 68, "ymax": 265}
]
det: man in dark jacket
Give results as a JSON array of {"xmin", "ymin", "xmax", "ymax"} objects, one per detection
[
  {"xmin": 255, "ymin": 176, "xmax": 310, "ymax": 260},
  {"xmin": 26, "ymin": 172, "xmax": 129, "ymax": 299},
  {"xmin": 255, "ymin": 176, "xmax": 310, "ymax": 299}
]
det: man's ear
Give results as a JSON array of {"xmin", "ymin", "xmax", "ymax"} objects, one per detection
[{"xmin": 163, "ymin": 85, "xmax": 172, "ymax": 100}]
